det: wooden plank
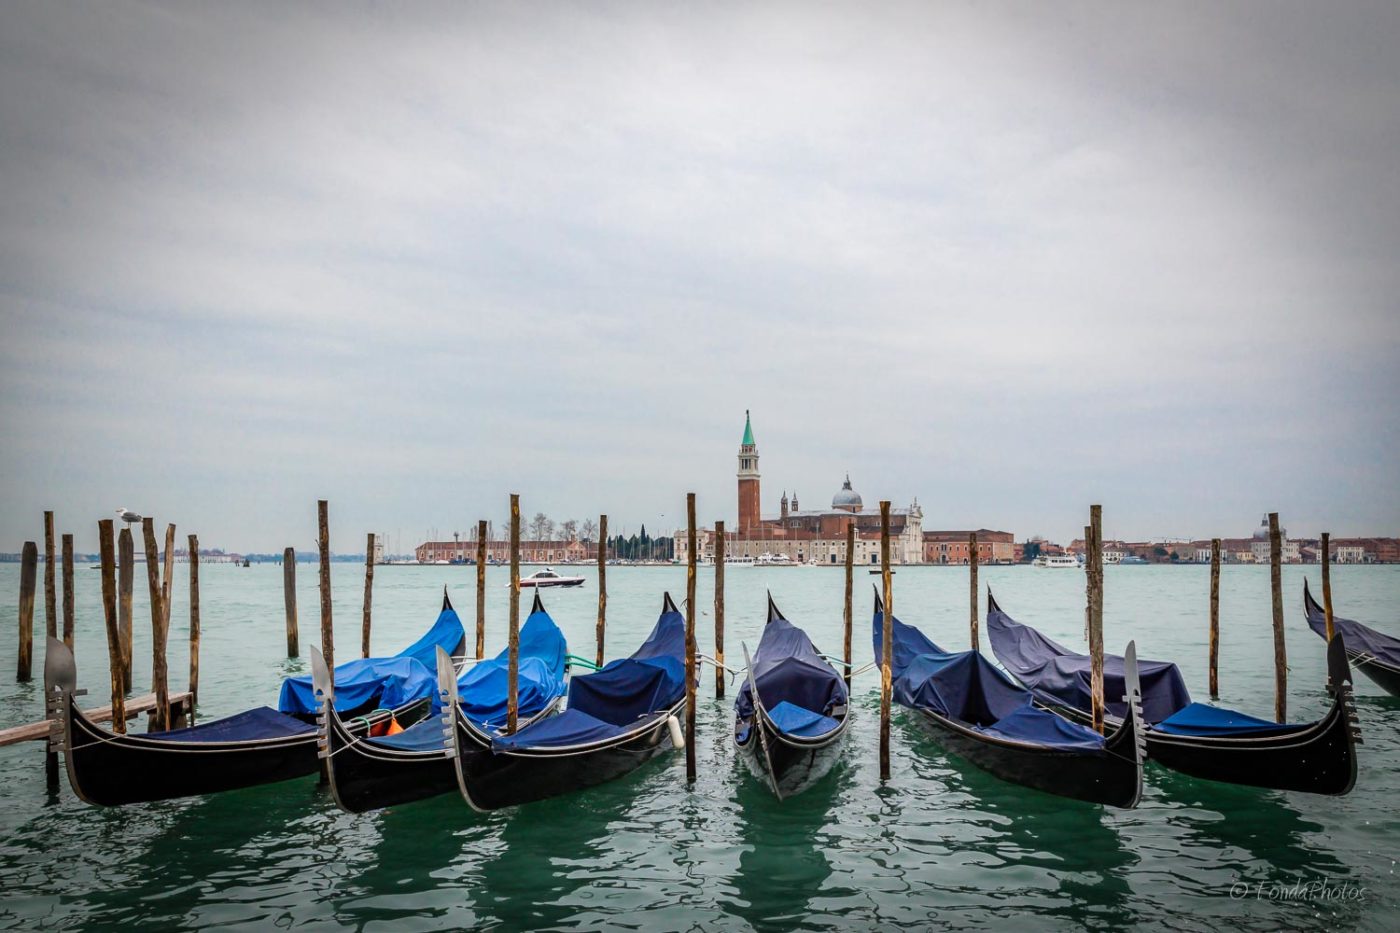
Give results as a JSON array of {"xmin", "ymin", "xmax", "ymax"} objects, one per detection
[
  {"xmin": 362, "ymin": 532, "xmax": 375, "ymax": 659},
  {"xmin": 714, "ymin": 520, "xmax": 726, "ymax": 700},
  {"xmin": 595, "ymin": 514, "xmax": 607, "ymax": 668},
  {"xmin": 17, "ymin": 541, "xmax": 36, "ymax": 682},
  {"xmin": 1209, "ymin": 537, "xmax": 1221, "ymax": 699},
  {"xmin": 685, "ymin": 493, "xmax": 697, "ymax": 784},
  {"xmin": 318, "ymin": 501, "xmax": 333, "ymax": 671},
  {"xmin": 879, "ymin": 501, "xmax": 892, "ymax": 782},
  {"xmin": 98, "ymin": 520, "xmax": 125, "ymax": 734},
  {"xmin": 1269, "ymin": 512, "xmax": 1287, "ymax": 722},
  {"xmin": 0, "ymin": 691, "xmax": 193, "ymax": 747}
]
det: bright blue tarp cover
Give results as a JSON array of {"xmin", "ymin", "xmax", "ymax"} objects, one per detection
[
  {"xmin": 278, "ymin": 601, "xmax": 466, "ymax": 716},
  {"xmin": 457, "ymin": 603, "xmax": 568, "ymax": 731},
  {"xmin": 149, "ymin": 706, "xmax": 314, "ymax": 743},
  {"xmin": 491, "ymin": 598, "xmax": 686, "ymax": 752},
  {"xmin": 1155, "ymin": 702, "xmax": 1302, "ymax": 737},
  {"xmin": 875, "ymin": 607, "xmax": 1104, "ymax": 751},
  {"xmin": 1305, "ymin": 581, "xmax": 1400, "ymax": 666},
  {"xmin": 986, "ymin": 602, "xmax": 1191, "ymax": 724},
  {"xmin": 736, "ymin": 608, "xmax": 846, "ymax": 740},
  {"xmin": 767, "ymin": 700, "xmax": 840, "ymax": 738}
]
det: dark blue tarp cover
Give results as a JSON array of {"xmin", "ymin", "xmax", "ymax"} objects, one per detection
[
  {"xmin": 491, "ymin": 599, "xmax": 686, "ymax": 752},
  {"xmin": 736, "ymin": 611, "xmax": 846, "ymax": 740},
  {"xmin": 875, "ymin": 608, "xmax": 1104, "ymax": 751},
  {"xmin": 986, "ymin": 602, "xmax": 1191, "ymax": 724},
  {"xmin": 1306, "ymin": 581, "xmax": 1400, "ymax": 666},
  {"xmin": 1155, "ymin": 702, "xmax": 1302, "ymax": 736},
  {"xmin": 370, "ymin": 717, "xmax": 448, "ymax": 752},
  {"xmin": 147, "ymin": 706, "xmax": 315, "ymax": 743},
  {"xmin": 278, "ymin": 602, "xmax": 466, "ymax": 716}
]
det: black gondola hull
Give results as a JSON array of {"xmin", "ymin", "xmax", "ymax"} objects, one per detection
[
  {"xmin": 908, "ymin": 708, "xmax": 1142, "ymax": 808},
  {"xmin": 735, "ymin": 717, "xmax": 849, "ymax": 798},
  {"xmin": 455, "ymin": 703, "xmax": 681, "ymax": 811},
  {"xmin": 324, "ymin": 710, "xmax": 482, "ymax": 813},
  {"xmin": 62, "ymin": 693, "xmax": 431, "ymax": 807},
  {"xmin": 1352, "ymin": 659, "xmax": 1400, "ymax": 697}
]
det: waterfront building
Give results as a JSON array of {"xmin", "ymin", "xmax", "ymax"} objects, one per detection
[
  {"xmin": 922, "ymin": 530, "xmax": 1016, "ymax": 564},
  {"xmin": 414, "ymin": 538, "xmax": 588, "ymax": 564}
]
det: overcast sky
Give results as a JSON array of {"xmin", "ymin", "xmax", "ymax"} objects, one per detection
[{"xmin": 2, "ymin": 1, "xmax": 1397, "ymax": 553}]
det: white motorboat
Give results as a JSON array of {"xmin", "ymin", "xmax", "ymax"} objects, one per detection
[
  {"xmin": 1032, "ymin": 554, "xmax": 1081, "ymax": 569},
  {"xmin": 514, "ymin": 567, "xmax": 586, "ymax": 588}
]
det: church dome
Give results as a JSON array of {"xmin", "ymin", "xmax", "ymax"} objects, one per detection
[
  {"xmin": 1253, "ymin": 517, "xmax": 1271, "ymax": 540},
  {"xmin": 833, "ymin": 475, "xmax": 863, "ymax": 512}
]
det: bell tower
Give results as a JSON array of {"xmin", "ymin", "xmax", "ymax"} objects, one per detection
[{"xmin": 737, "ymin": 410, "xmax": 761, "ymax": 532}]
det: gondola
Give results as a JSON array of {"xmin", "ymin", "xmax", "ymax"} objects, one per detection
[
  {"xmin": 1304, "ymin": 578, "xmax": 1400, "ymax": 696},
  {"xmin": 734, "ymin": 594, "xmax": 849, "ymax": 799},
  {"xmin": 986, "ymin": 590, "xmax": 1360, "ymax": 795},
  {"xmin": 450, "ymin": 592, "xmax": 687, "ymax": 811},
  {"xmin": 874, "ymin": 589, "xmax": 1143, "ymax": 808},
  {"xmin": 49, "ymin": 591, "xmax": 468, "ymax": 807},
  {"xmin": 317, "ymin": 592, "xmax": 568, "ymax": 813}
]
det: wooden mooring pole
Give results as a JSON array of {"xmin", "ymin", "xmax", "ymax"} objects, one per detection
[
  {"xmin": 969, "ymin": 531, "xmax": 979, "ymax": 651},
  {"xmin": 1209, "ymin": 537, "xmax": 1221, "ymax": 699},
  {"xmin": 595, "ymin": 514, "xmax": 607, "ymax": 668},
  {"xmin": 685, "ymin": 493, "xmax": 697, "ymax": 784},
  {"xmin": 97, "ymin": 520, "xmax": 125, "ymax": 734},
  {"xmin": 714, "ymin": 520, "xmax": 726, "ymax": 700},
  {"xmin": 141, "ymin": 518, "xmax": 171, "ymax": 732},
  {"xmin": 362, "ymin": 533, "xmax": 375, "ymax": 659},
  {"xmin": 1321, "ymin": 531, "xmax": 1335, "ymax": 641},
  {"xmin": 43, "ymin": 511, "xmax": 56, "ymax": 641},
  {"xmin": 476, "ymin": 520, "xmax": 487, "ymax": 659},
  {"xmin": 61, "ymin": 534, "xmax": 74, "ymax": 649},
  {"xmin": 318, "ymin": 501, "xmax": 333, "ymax": 672},
  {"xmin": 1269, "ymin": 512, "xmax": 1287, "ymax": 722},
  {"xmin": 17, "ymin": 541, "xmax": 36, "ymax": 682},
  {"xmin": 118, "ymin": 527, "xmax": 133, "ymax": 692},
  {"xmin": 161, "ymin": 523, "xmax": 176, "ymax": 636},
  {"xmin": 843, "ymin": 521, "xmax": 854, "ymax": 694},
  {"xmin": 879, "ymin": 501, "xmax": 893, "ymax": 782},
  {"xmin": 188, "ymin": 534, "xmax": 200, "ymax": 714},
  {"xmin": 1088, "ymin": 505, "xmax": 1105, "ymax": 735},
  {"xmin": 507, "ymin": 494, "xmax": 520, "ymax": 733},
  {"xmin": 283, "ymin": 547, "xmax": 299, "ymax": 657}
]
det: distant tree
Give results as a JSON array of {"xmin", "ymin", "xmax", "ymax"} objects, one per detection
[
  {"xmin": 1169, "ymin": 551, "xmax": 1180, "ymax": 561},
  {"xmin": 580, "ymin": 518, "xmax": 598, "ymax": 543},
  {"xmin": 1153, "ymin": 546, "xmax": 1169, "ymax": 559},
  {"xmin": 1022, "ymin": 541, "xmax": 1042, "ymax": 562},
  {"xmin": 561, "ymin": 519, "xmax": 578, "ymax": 541},
  {"xmin": 529, "ymin": 513, "xmax": 549, "ymax": 541}
]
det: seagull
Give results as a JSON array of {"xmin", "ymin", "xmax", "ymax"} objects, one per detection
[{"xmin": 115, "ymin": 507, "xmax": 142, "ymax": 527}]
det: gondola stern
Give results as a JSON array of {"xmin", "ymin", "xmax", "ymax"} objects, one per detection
[
  {"xmin": 766, "ymin": 591, "xmax": 783, "ymax": 624},
  {"xmin": 531, "ymin": 590, "xmax": 546, "ymax": 615},
  {"xmin": 986, "ymin": 587, "xmax": 1001, "ymax": 614},
  {"xmin": 1120, "ymin": 640, "xmax": 1147, "ymax": 804},
  {"xmin": 442, "ymin": 586, "xmax": 453, "ymax": 612},
  {"xmin": 663, "ymin": 591, "xmax": 679, "ymax": 615},
  {"xmin": 871, "ymin": 582, "xmax": 884, "ymax": 614}
]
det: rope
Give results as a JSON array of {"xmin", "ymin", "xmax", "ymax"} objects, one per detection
[{"xmin": 565, "ymin": 654, "xmax": 602, "ymax": 671}]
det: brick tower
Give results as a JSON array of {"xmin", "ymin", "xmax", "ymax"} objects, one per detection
[{"xmin": 737, "ymin": 410, "xmax": 761, "ymax": 532}]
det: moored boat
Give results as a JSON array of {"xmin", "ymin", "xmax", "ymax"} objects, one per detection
[
  {"xmin": 1304, "ymin": 579, "xmax": 1400, "ymax": 696},
  {"xmin": 735, "ymin": 594, "xmax": 850, "ymax": 799},
  {"xmin": 514, "ymin": 567, "xmax": 586, "ymax": 588}
]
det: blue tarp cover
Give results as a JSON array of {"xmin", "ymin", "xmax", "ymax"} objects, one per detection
[
  {"xmin": 278, "ymin": 602, "xmax": 466, "ymax": 716},
  {"xmin": 491, "ymin": 599, "xmax": 686, "ymax": 752},
  {"xmin": 1306, "ymin": 582, "xmax": 1400, "ymax": 667},
  {"xmin": 370, "ymin": 717, "xmax": 449, "ymax": 752},
  {"xmin": 457, "ymin": 605, "xmax": 568, "ymax": 731},
  {"xmin": 875, "ymin": 608, "xmax": 1105, "ymax": 751},
  {"xmin": 767, "ymin": 700, "xmax": 840, "ymax": 738},
  {"xmin": 736, "ymin": 609, "xmax": 847, "ymax": 740},
  {"xmin": 148, "ymin": 706, "xmax": 314, "ymax": 743},
  {"xmin": 1155, "ymin": 702, "xmax": 1302, "ymax": 737},
  {"xmin": 986, "ymin": 603, "xmax": 1191, "ymax": 724}
]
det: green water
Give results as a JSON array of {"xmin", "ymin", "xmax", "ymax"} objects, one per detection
[{"xmin": 0, "ymin": 562, "xmax": 1396, "ymax": 930}]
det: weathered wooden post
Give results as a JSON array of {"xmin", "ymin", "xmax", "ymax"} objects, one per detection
[
  {"xmin": 476, "ymin": 520, "xmax": 487, "ymax": 659},
  {"xmin": 843, "ymin": 521, "xmax": 854, "ymax": 693},
  {"xmin": 188, "ymin": 534, "xmax": 200, "ymax": 713},
  {"xmin": 142, "ymin": 518, "xmax": 171, "ymax": 732},
  {"xmin": 17, "ymin": 541, "xmax": 36, "ymax": 682},
  {"xmin": 714, "ymin": 520, "xmax": 726, "ymax": 699},
  {"xmin": 118, "ymin": 527, "xmax": 134, "ymax": 692},
  {"xmin": 1321, "ymin": 531, "xmax": 1335, "ymax": 641},
  {"xmin": 318, "ymin": 501, "xmax": 333, "ymax": 671},
  {"xmin": 43, "ymin": 511, "xmax": 56, "ymax": 640},
  {"xmin": 507, "ymin": 494, "xmax": 521, "ymax": 733},
  {"xmin": 595, "ymin": 514, "xmax": 608, "ymax": 667},
  {"xmin": 161, "ymin": 523, "xmax": 176, "ymax": 635},
  {"xmin": 685, "ymin": 493, "xmax": 697, "ymax": 784},
  {"xmin": 1269, "ymin": 512, "xmax": 1287, "ymax": 722},
  {"xmin": 879, "ymin": 501, "xmax": 893, "ymax": 781},
  {"xmin": 283, "ymin": 547, "xmax": 299, "ymax": 657},
  {"xmin": 969, "ymin": 531, "xmax": 979, "ymax": 651},
  {"xmin": 1087, "ymin": 505, "xmax": 1105, "ymax": 735},
  {"xmin": 97, "ymin": 520, "xmax": 125, "ymax": 734},
  {"xmin": 362, "ymin": 533, "xmax": 375, "ymax": 659},
  {"xmin": 1209, "ymin": 537, "xmax": 1221, "ymax": 699},
  {"xmin": 61, "ymin": 534, "xmax": 74, "ymax": 649}
]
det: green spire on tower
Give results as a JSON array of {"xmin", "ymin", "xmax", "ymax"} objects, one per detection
[{"xmin": 742, "ymin": 409, "xmax": 755, "ymax": 446}]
